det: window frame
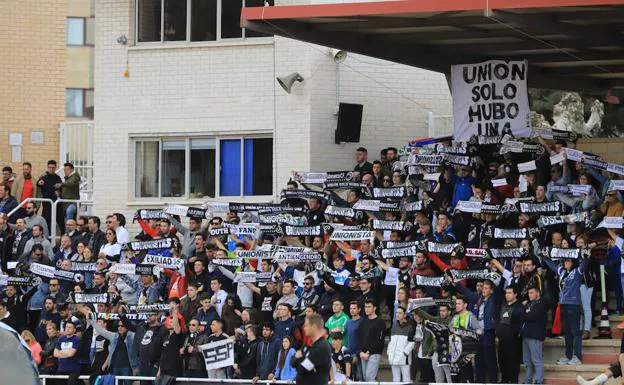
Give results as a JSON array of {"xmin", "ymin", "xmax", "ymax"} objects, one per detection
[
  {"xmin": 135, "ymin": 0, "xmax": 273, "ymax": 45},
  {"xmin": 65, "ymin": 88, "xmax": 94, "ymax": 118},
  {"xmin": 132, "ymin": 135, "xmax": 273, "ymax": 200},
  {"xmin": 67, "ymin": 17, "xmax": 95, "ymax": 47}
]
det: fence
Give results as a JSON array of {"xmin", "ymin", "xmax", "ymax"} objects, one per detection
[
  {"xmin": 39, "ymin": 376, "xmax": 412, "ymax": 385},
  {"xmin": 59, "ymin": 121, "xmax": 95, "ymax": 201},
  {"xmin": 7, "ymin": 197, "xmax": 93, "ymax": 241}
]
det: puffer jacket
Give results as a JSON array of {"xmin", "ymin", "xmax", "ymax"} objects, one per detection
[{"xmin": 387, "ymin": 321, "xmax": 415, "ymax": 366}]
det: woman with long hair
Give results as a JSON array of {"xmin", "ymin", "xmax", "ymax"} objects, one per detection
[
  {"xmin": 99, "ymin": 228, "xmax": 121, "ymax": 263},
  {"xmin": 21, "ymin": 330, "xmax": 42, "ymax": 365},
  {"xmin": 394, "ymin": 287, "xmax": 410, "ymax": 326},
  {"xmin": 271, "ymin": 336, "xmax": 297, "ymax": 381}
]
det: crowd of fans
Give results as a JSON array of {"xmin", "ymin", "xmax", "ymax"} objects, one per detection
[{"xmin": 1, "ymin": 132, "xmax": 624, "ymax": 385}]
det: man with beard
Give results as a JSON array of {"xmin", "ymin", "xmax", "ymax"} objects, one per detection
[
  {"xmin": 0, "ymin": 215, "xmax": 12, "ymax": 271},
  {"xmin": 518, "ymin": 257, "xmax": 544, "ymax": 302},
  {"xmin": 36, "ymin": 160, "xmax": 63, "ymax": 233},
  {"xmin": 22, "ymin": 201, "xmax": 49, "ymax": 238},
  {"xmin": 86, "ymin": 216, "xmax": 106, "ymax": 254},
  {"xmin": 123, "ymin": 310, "xmax": 167, "ymax": 385},
  {"xmin": 12, "ymin": 162, "xmax": 35, "ymax": 219}
]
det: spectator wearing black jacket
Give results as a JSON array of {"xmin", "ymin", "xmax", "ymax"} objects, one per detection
[
  {"xmin": 292, "ymin": 313, "xmax": 331, "ymax": 385},
  {"xmin": 0, "ymin": 215, "xmax": 12, "ymax": 272},
  {"xmin": 234, "ymin": 324, "xmax": 260, "ymax": 379},
  {"xmin": 86, "ymin": 216, "xmax": 106, "ymax": 255},
  {"xmin": 3, "ymin": 284, "xmax": 37, "ymax": 331},
  {"xmin": 359, "ymin": 299, "xmax": 385, "ymax": 382},
  {"xmin": 521, "ymin": 287, "xmax": 549, "ymax": 385},
  {"xmin": 9, "ymin": 218, "xmax": 31, "ymax": 262},
  {"xmin": 123, "ymin": 312, "xmax": 167, "ymax": 385},
  {"xmin": 496, "ymin": 285, "xmax": 525, "ymax": 384}
]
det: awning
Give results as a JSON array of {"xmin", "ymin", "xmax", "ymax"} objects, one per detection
[{"xmin": 241, "ymin": 0, "xmax": 624, "ymax": 94}]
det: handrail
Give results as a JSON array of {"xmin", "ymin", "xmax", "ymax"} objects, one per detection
[
  {"xmin": 6, "ymin": 197, "xmax": 54, "ymax": 218},
  {"xmin": 38, "ymin": 375, "xmax": 412, "ymax": 385},
  {"xmin": 6, "ymin": 197, "xmax": 93, "ymax": 243}
]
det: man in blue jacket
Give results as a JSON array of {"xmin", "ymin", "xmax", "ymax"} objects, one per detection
[
  {"xmin": 255, "ymin": 322, "xmax": 280, "ymax": 380},
  {"xmin": 455, "ymin": 279, "xmax": 500, "ymax": 383},
  {"xmin": 542, "ymin": 254, "xmax": 588, "ymax": 365},
  {"xmin": 521, "ymin": 287, "xmax": 549, "ymax": 385}
]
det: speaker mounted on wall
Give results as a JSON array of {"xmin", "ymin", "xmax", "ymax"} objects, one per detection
[{"xmin": 335, "ymin": 102, "xmax": 363, "ymax": 144}]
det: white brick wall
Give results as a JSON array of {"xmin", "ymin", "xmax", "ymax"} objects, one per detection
[{"xmin": 93, "ymin": 0, "xmax": 451, "ymax": 233}]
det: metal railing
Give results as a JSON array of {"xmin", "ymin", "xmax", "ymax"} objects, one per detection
[
  {"xmin": 7, "ymin": 197, "xmax": 93, "ymax": 242},
  {"xmin": 39, "ymin": 375, "xmax": 411, "ymax": 385},
  {"xmin": 59, "ymin": 121, "xmax": 95, "ymax": 201}
]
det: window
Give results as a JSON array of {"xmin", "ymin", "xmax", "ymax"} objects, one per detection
[
  {"xmin": 134, "ymin": 137, "xmax": 272, "ymax": 199},
  {"xmin": 67, "ymin": 17, "xmax": 95, "ymax": 46},
  {"xmin": 137, "ymin": 0, "xmax": 273, "ymax": 43},
  {"xmin": 65, "ymin": 89, "xmax": 94, "ymax": 118}
]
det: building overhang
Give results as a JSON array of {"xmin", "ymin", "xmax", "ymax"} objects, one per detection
[{"xmin": 242, "ymin": 0, "xmax": 624, "ymax": 94}]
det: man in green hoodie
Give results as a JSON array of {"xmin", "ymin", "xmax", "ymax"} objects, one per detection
[
  {"xmin": 325, "ymin": 298, "xmax": 349, "ymax": 345},
  {"xmin": 55, "ymin": 162, "xmax": 80, "ymax": 223},
  {"xmin": 413, "ymin": 303, "xmax": 453, "ymax": 383}
]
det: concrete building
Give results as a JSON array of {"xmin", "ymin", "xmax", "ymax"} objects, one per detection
[
  {"xmin": 0, "ymin": 0, "xmax": 94, "ymax": 178},
  {"xmin": 92, "ymin": 0, "xmax": 452, "ymax": 224}
]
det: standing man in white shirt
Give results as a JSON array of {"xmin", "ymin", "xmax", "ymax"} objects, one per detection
[{"xmin": 210, "ymin": 278, "xmax": 228, "ymax": 317}]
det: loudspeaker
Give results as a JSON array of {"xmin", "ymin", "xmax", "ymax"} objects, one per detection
[
  {"xmin": 276, "ymin": 72, "xmax": 304, "ymax": 94},
  {"xmin": 335, "ymin": 102, "xmax": 363, "ymax": 144}
]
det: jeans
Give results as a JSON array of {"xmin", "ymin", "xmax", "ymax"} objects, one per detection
[
  {"xmin": 391, "ymin": 365, "xmax": 411, "ymax": 382},
  {"xmin": 580, "ymin": 284, "xmax": 594, "ymax": 332},
  {"xmin": 432, "ymin": 352, "xmax": 453, "ymax": 383},
  {"xmin": 139, "ymin": 362, "xmax": 158, "ymax": 385},
  {"xmin": 361, "ymin": 353, "xmax": 381, "ymax": 382},
  {"xmin": 523, "ymin": 338, "xmax": 544, "ymax": 384},
  {"xmin": 112, "ymin": 367, "xmax": 133, "ymax": 385},
  {"xmin": 561, "ymin": 304, "xmax": 583, "ymax": 359},
  {"xmin": 65, "ymin": 203, "xmax": 77, "ymax": 222},
  {"xmin": 475, "ymin": 329, "xmax": 498, "ymax": 383}
]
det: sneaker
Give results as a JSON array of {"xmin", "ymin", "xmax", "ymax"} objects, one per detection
[
  {"xmin": 557, "ymin": 356, "xmax": 570, "ymax": 365},
  {"xmin": 568, "ymin": 356, "xmax": 582, "ymax": 365},
  {"xmin": 576, "ymin": 375, "xmax": 589, "ymax": 385}
]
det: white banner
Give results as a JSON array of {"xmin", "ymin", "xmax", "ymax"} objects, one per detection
[
  {"xmin": 352, "ymin": 199, "xmax": 380, "ymax": 212},
  {"xmin": 142, "ymin": 254, "xmax": 185, "ymax": 270},
  {"xmin": 329, "ymin": 230, "xmax": 374, "ymax": 241},
  {"xmin": 598, "ymin": 217, "xmax": 624, "ymax": 229},
  {"xmin": 30, "ymin": 263, "xmax": 55, "ymax": 278},
  {"xmin": 109, "ymin": 263, "xmax": 138, "ymax": 275},
  {"xmin": 607, "ymin": 163, "xmax": 624, "ymax": 176},
  {"xmin": 200, "ymin": 338, "xmax": 234, "ymax": 371},
  {"xmin": 200, "ymin": 201, "xmax": 231, "ymax": 213},
  {"xmin": 451, "ymin": 60, "xmax": 530, "ymax": 140},
  {"xmin": 456, "ymin": 200, "xmax": 482, "ymax": 213},
  {"xmin": 517, "ymin": 160, "xmax": 536, "ymax": 173},
  {"xmin": 609, "ymin": 180, "xmax": 624, "ymax": 191}
]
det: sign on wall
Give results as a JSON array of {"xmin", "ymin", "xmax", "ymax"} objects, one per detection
[{"xmin": 451, "ymin": 60, "xmax": 531, "ymax": 140}]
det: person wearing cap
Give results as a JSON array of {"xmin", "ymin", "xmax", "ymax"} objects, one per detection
[
  {"xmin": 53, "ymin": 320, "xmax": 81, "ymax": 377},
  {"xmin": 123, "ymin": 307, "xmax": 167, "ymax": 385},
  {"xmin": 245, "ymin": 278, "xmax": 280, "ymax": 324},
  {"xmin": 120, "ymin": 269, "xmax": 163, "ymax": 305}
]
